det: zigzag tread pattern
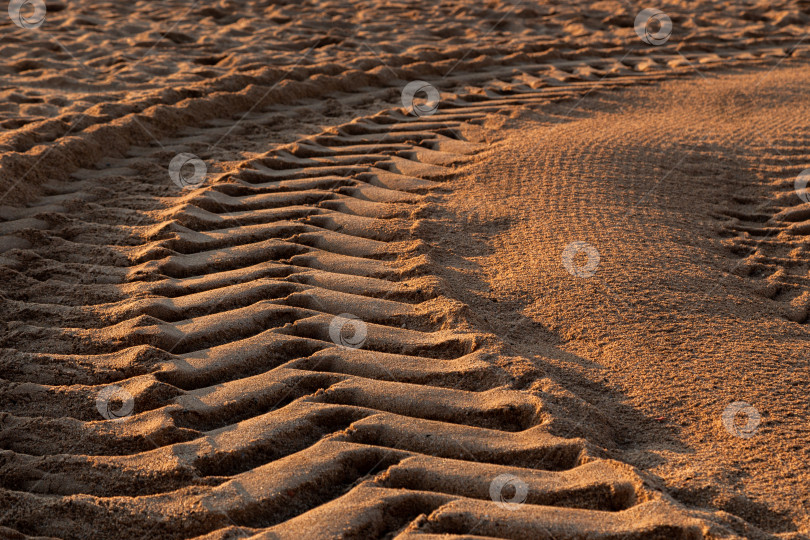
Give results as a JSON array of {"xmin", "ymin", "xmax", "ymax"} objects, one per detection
[{"xmin": 2, "ymin": 49, "xmax": 800, "ymax": 539}]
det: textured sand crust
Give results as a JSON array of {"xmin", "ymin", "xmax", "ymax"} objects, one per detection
[
  {"xmin": 439, "ymin": 65, "xmax": 810, "ymax": 537},
  {"xmin": 3, "ymin": 0, "xmax": 810, "ymax": 205},
  {"xmin": 1, "ymin": 0, "xmax": 810, "ymax": 539}
]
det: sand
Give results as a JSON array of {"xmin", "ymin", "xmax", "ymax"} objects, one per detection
[
  {"xmin": 1, "ymin": 0, "xmax": 809, "ymax": 539},
  {"xmin": 431, "ymin": 65, "xmax": 810, "ymax": 537}
]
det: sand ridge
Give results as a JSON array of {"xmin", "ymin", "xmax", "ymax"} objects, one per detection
[
  {"xmin": 436, "ymin": 64, "xmax": 810, "ymax": 538},
  {"xmin": 2, "ymin": 1, "xmax": 810, "ymax": 539},
  {"xmin": 0, "ymin": 65, "xmax": 733, "ymax": 539},
  {"xmin": 3, "ymin": 0, "xmax": 810, "ymax": 205}
]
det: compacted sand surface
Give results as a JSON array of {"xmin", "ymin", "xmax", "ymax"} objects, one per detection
[
  {"xmin": 433, "ymin": 66, "xmax": 810, "ymax": 536},
  {"xmin": 0, "ymin": 1, "xmax": 809, "ymax": 539}
]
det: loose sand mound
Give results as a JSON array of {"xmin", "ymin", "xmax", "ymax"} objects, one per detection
[{"xmin": 1, "ymin": 0, "xmax": 810, "ymax": 539}]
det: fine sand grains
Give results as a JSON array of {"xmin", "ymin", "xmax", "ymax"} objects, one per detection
[
  {"xmin": 437, "ymin": 64, "xmax": 810, "ymax": 538},
  {"xmin": 2, "ymin": 1, "xmax": 810, "ymax": 539},
  {"xmin": 3, "ymin": 0, "xmax": 810, "ymax": 204},
  {"xmin": 0, "ymin": 88, "xmax": 711, "ymax": 539}
]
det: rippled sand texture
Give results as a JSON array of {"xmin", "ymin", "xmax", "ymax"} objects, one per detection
[
  {"xmin": 1, "ymin": 0, "xmax": 809, "ymax": 539},
  {"xmin": 439, "ymin": 65, "xmax": 810, "ymax": 539},
  {"xmin": 3, "ymin": 0, "xmax": 810, "ymax": 203}
]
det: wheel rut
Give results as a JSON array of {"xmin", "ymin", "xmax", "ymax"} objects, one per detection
[{"xmin": 1, "ymin": 49, "xmax": 802, "ymax": 539}]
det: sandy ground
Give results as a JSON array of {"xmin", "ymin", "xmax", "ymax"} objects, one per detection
[
  {"xmin": 431, "ymin": 65, "xmax": 810, "ymax": 536},
  {"xmin": 3, "ymin": 0, "xmax": 810, "ymax": 204},
  {"xmin": 1, "ymin": 0, "xmax": 809, "ymax": 539}
]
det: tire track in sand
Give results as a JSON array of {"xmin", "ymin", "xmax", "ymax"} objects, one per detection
[{"xmin": 1, "ymin": 50, "xmax": 803, "ymax": 539}]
